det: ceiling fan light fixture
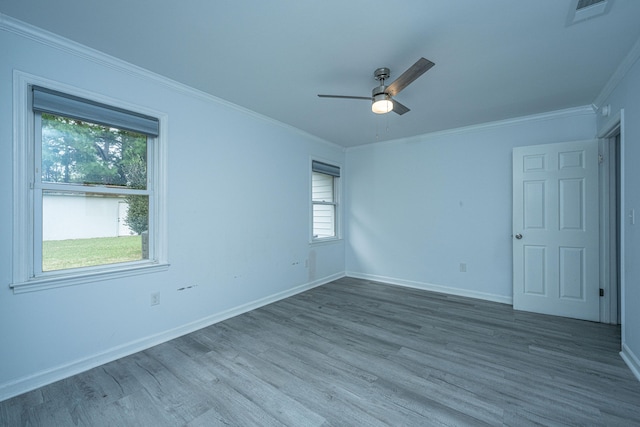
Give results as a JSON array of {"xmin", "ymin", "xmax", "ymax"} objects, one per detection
[
  {"xmin": 372, "ymin": 93, "xmax": 393, "ymax": 114},
  {"xmin": 318, "ymin": 58, "xmax": 434, "ymax": 116}
]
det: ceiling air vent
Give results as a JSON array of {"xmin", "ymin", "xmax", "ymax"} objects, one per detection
[
  {"xmin": 567, "ymin": 0, "xmax": 611, "ymax": 25},
  {"xmin": 576, "ymin": 0, "xmax": 606, "ymax": 10}
]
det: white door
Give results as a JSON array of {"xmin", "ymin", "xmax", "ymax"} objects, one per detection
[{"xmin": 513, "ymin": 140, "xmax": 600, "ymax": 321}]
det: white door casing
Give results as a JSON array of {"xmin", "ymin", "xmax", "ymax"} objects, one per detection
[{"xmin": 513, "ymin": 140, "xmax": 600, "ymax": 321}]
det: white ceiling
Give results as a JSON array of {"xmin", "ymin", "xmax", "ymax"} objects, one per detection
[{"xmin": 2, "ymin": 0, "xmax": 640, "ymax": 147}]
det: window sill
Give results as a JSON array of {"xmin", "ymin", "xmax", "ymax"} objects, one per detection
[
  {"xmin": 310, "ymin": 237, "xmax": 342, "ymax": 246},
  {"xmin": 10, "ymin": 262, "xmax": 170, "ymax": 294}
]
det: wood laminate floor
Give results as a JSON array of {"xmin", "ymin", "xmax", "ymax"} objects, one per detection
[{"xmin": 2, "ymin": 277, "xmax": 640, "ymax": 426}]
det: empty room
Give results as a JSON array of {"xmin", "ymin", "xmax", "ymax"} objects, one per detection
[{"xmin": 1, "ymin": 0, "xmax": 640, "ymax": 425}]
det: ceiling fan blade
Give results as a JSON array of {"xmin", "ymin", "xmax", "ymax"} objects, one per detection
[
  {"xmin": 318, "ymin": 94, "xmax": 372, "ymax": 100},
  {"xmin": 392, "ymin": 99, "xmax": 410, "ymax": 115},
  {"xmin": 386, "ymin": 57, "xmax": 435, "ymax": 97}
]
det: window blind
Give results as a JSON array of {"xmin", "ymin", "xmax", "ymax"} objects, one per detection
[
  {"xmin": 32, "ymin": 86, "xmax": 159, "ymax": 137},
  {"xmin": 312, "ymin": 160, "xmax": 340, "ymax": 177}
]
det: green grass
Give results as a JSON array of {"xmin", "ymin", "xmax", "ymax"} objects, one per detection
[{"xmin": 42, "ymin": 235, "xmax": 143, "ymax": 271}]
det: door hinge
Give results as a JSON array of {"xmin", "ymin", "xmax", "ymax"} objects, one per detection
[
  {"xmin": 599, "ymin": 288, "xmax": 605, "ymax": 297},
  {"xmin": 599, "ymin": 154, "xmax": 604, "ymax": 164}
]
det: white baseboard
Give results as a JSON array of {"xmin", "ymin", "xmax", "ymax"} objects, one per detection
[
  {"xmin": 621, "ymin": 343, "xmax": 640, "ymax": 382},
  {"xmin": 0, "ymin": 272, "xmax": 344, "ymax": 402},
  {"xmin": 346, "ymin": 272, "xmax": 513, "ymax": 305}
]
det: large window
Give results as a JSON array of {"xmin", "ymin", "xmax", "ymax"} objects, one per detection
[
  {"xmin": 312, "ymin": 160, "xmax": 340, "ymax": 240},
  {"xmin": 11, "ymin": 80, "xmax": 167, "ymax": 292}
]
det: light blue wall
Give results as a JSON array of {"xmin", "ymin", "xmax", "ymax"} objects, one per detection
[
  {"xmin": 0, "ymin": 21, "xmax": 345, "ymax": 399},
  {"xmin": 345, "ymin": 109, "xmax": 597, "ymax": 302},
  {"xmin": 596, "ymin": 51, "xmax": 640, "ymax": 375}
]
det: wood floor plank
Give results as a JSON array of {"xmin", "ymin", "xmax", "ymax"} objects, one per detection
[{"xmin": 2, "ymin": 277, "xmax": 640, "ymax": 426}]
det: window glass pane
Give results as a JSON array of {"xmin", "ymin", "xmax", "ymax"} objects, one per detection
[
  {"xmin": 313, "ymin": 204, "xmax": 335, "ymax": 238},
  {"xmin": 41, "ymin": 113, "xmax": 147, "ymax": 189},
  {"xmin": 42, "ymin": 191, "xmax": 149, "ymax": 271},
  {"xmin": 312, "ymin": 172, "xmax": 334, "ymax": 202}
]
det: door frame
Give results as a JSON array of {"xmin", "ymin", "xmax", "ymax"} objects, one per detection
[{"xmin": 598, "ymin": 109, "xmax": 625, "ymax": 326}]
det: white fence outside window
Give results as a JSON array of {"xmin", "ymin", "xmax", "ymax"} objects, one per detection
[{"xmin": 43, "ymin": 193, "xmax": 134, "ymax": 241}]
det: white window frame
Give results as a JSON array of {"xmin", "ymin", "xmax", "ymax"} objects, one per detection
[
  {"xmin": 311, "ymin": 159, "xmax": 341, "ymax": 243},
  {"xmin": 11, "ymin": 71, "xmax": 169, "ymax": 293}
]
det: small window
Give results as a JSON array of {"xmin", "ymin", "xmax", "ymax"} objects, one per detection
[
  {"xmin": 11, "ymin": 81, "xmax": 166, "ymax": 291},
  {"xmin": 312, "ymin": 160, "xmax": 340, "ymax": 240}
]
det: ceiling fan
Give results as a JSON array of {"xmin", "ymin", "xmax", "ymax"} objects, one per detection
[{"xmin": 318, "ymin": 57, "xmax": 435, "ymax": 115}]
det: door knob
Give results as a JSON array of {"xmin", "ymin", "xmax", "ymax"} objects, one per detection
[{"xmin": 515, "ymin": 233, "xmax": 523, "ymax": 240}]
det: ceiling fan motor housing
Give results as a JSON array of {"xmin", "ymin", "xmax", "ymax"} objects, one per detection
[{"xmin": 372, "ymin": 85, "xmax": 388, "ymax": 97}]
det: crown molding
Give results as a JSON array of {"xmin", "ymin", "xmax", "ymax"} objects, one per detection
[
  {"xmin": 593, "ymin": 34, "xmax": 640, "ymax": 109},
  {"xmin": 346, "ymin": 105, "xmax": 596, "ymax": 152}
]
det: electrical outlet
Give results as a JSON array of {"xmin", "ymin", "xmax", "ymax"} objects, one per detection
[
  {"xmin": 459, "ymin": 263, "xmax": 467, "ymax": 273},
  {"xmin": 150, "ymin": 292, "xmax": 160, "ymax": 306}
]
